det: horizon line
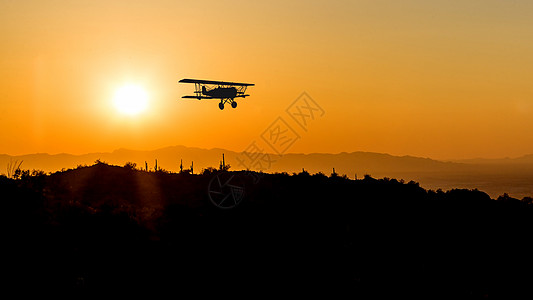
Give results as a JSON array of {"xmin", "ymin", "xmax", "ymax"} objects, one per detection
[{"xmin": 1, "ymin": 145, "xmax": 531, "ymax": 162}]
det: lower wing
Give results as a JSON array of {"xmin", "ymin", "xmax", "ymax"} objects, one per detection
[
  {"xmin": 181, "ymin": 95, "xmax": 215, "ymax": 100},
  {"xmin": 182, "ymin": 95, "xmax": 250, "ymax": 99}
]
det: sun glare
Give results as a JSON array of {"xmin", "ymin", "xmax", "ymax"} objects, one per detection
[{"xmin": 113, "ymin": 85, "xmax": 149, "ymax": 116}]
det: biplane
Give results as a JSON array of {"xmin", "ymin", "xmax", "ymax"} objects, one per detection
[{"xmin": 178, "ymin": 78, "xmax": 254, "ymax": 110}]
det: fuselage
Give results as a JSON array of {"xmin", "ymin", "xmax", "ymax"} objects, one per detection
[{"xmin": 203, "ymin": 86, "xmax": 238, "ymax": 99}]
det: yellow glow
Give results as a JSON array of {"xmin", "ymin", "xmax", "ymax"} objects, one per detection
[
  {"xmin": 113, "ymin": 85, "xmax": 149, "ymax": 116},
  {"xmin": 2, "ymin": 1, "xmax": 533, "ymax": 159}
]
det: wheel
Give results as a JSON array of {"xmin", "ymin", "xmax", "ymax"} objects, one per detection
[
  {"xmin": 231, "ymin": 101, "xmax": 237, "ymax": 108},
  {"xmin": 219, "ymin": 102, "xmax": 224, "ymax": 110}
]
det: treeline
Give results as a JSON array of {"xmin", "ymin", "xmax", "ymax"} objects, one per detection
[{"xmin": 2, "ymin": 163, "xmax": 533, "ymax": 298}]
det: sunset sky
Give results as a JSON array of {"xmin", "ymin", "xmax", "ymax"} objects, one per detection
[{"xmin": 1, "ymin": 0, "xmax": 533, "ymax": 160}]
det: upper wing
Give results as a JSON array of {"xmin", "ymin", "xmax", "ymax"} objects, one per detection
[{"xmin": 179, "ymin": 78, "xmax": 254, "ymax": 87}]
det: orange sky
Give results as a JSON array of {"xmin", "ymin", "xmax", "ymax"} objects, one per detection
[{"xmin": 1, "ymin": 0, "xmax": 533, "ymax": 160}]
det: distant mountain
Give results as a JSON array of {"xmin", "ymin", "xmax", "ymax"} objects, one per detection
[
  {"xmin": 454, "ymin": 154, "xmax": 533, "ymax": 165},
  {"xmin": 273, "ymin": 152, "xmax": 468, "ymax": 176},
  {"xmin": 0, "ymin": 145, "xmax": 465, "ymax": 175},
  {"xmin": 0, "ymin": 146, "xmax": 228, "ymax": 174},
  {"xmin": 2, "ymin": 145, "xmax": 533, "ymax": 199}
]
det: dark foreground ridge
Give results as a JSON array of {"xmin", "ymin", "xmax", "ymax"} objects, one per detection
[{"xmin": 3, "ymin": 162, "xmax": 533, "ymax": 298}]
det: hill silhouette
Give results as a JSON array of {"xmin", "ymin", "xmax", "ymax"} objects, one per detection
[
  {"xmin": 1, "ymin": 145, "xmax": 460, "ymax": 174},
  {"xmin": 3, "ymin": 145, "xmax": 533, "ymax": 198},
  {"xmin": 3, "ymin": 162, "xmax": 533, "ymax": 297}
]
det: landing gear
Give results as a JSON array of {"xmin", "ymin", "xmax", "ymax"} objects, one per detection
[
  {"xmin": 219, "ymin": 102, "xmax": 224, "ymax": 110},
  {"xmin": 231, "ymin": 101, "xmax": 237, "ymax": 108}
]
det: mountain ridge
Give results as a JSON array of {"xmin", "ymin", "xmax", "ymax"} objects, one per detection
[
  {"xmin": 2, "ymin": 145, "xmax": 533, "ymax": 199},
  {"xmin": 1, "ymin": 145, "xmax": 463, "ymax": 174}
]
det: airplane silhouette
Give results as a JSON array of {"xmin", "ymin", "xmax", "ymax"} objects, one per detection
[{"xmin": 179, "ymin": 78, "xmax": 254, "ymax": 110}]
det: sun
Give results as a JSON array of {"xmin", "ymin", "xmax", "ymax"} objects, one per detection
[{"xmin": 113, "ymin": 85, "xmax": 149, "ymax": 116}]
